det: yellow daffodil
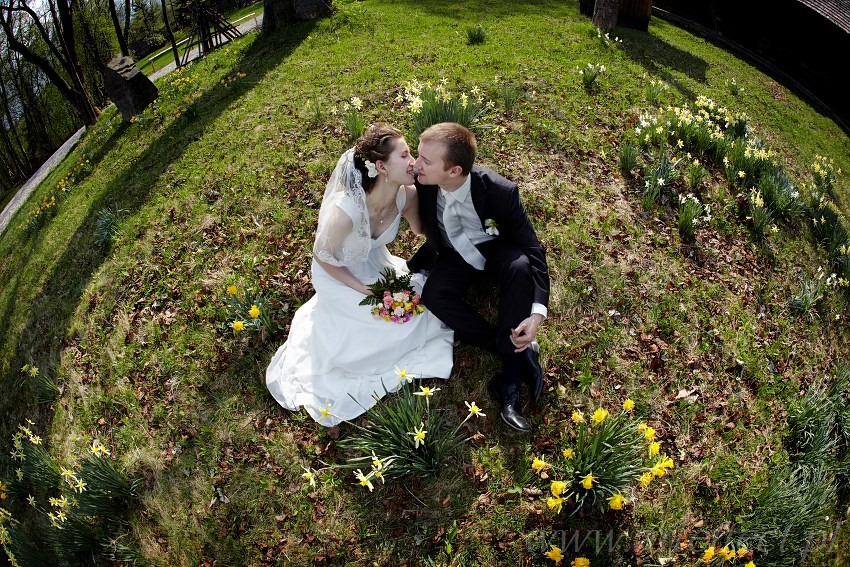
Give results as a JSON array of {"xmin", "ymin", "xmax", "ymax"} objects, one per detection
[
  {"xmin": 544, "ymin": 545, "xmax": 564, "ymax": 565},
  {"xmin": 736, "ymin": 546, "xmax": 748, "ymax": 558},
  {"xmin": 414, "ymin": 386, "xmax": 439, "ymax": 397},
  {"xmin": 648, "ymin": 441, "xmax": 660, "ymax": 457},
  {"xmin": 571, "ymin": 410, "xmax": 585, "ymax": 424},
  {"xmin": 643, "ymin": 426, "xmax": 655, "ymax": 441},
  {"xmin": 464, "ymin": 400, "xmax": 486, "ymax": 418},
  {"xmin": 531, "ymin": 455, "xmax": 548, "ymax": 474},
  {"xmin": 550, "ymin": 480, "xmax": 567, "ymax": 497},
  {"xmin": 637, "ymin": 422, "xmax": 648, "ymax": 433},
  {"xmin": 562, "ymin": 448, "xmax": 574, "ymax": 459},
  {"xmin": 571, "ymin": 558, "xmax": 590, "ymax": 567},
  {"xmin": 591, "ymin": 407, "xmax": 609, "ymax": 425},
  {"xmin": 318, "ymin": 403, "xmax": 335, "ymax": 422},
  {"xmin": 232, "ymin": 320, "xmax": 245, "ymax": 332},
  {"xmin": 355, "ymin": 469, "xmax": 374, "ymax": 492},
  {"xmin": 640, "ymin": 472, "xmax": 653, "ymax": 487},
  {"xmin": 394, "ymin": 366, "xmax": 414, "ymax": 383},
  {"xmin": 226, "ymin": 285, "xmax": 237, "ymax": 296},
  {"xmin": 702, "ymin": 546, "xmax": 715, "ymax": 562},
  {"xmin": 547, "ymin": 496, "xmax": 563, "ymax": 513},
  {"xmin": 580, "ymin": 473, "xmax": 595, "ymax": 490},
  {"xmin": 717, "ymin": 547, "xmax": 733, "ymax": 561},
  {"xmin": 249, "ymin": 304, "xmax": 260, "ymax": 318},
  {"xmin": 408, "ymin": 422, "xmax": 427, "ymax": 449},
  {"xmin": 622, "ymin": 399, "xmax": 635, "ymax": 412},
  {"xmin": 608, "ymin": 493, "xmax": 626, "ymax": 510},
  {"xmin": 302, "ymin": 466, "xmax": 316, "ymax": 487},
  {"xmin": 745, "ymin": 562, "xmax": 755, "ymax": 567}
]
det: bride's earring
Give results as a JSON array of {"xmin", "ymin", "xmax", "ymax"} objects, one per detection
[{"xmin": 385, "ymin": 174, "xmax": 389, "ymax": 183}]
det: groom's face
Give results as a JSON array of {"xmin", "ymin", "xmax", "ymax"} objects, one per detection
[{"xmin": 414, "ymin": 140, "xmax": 458, "ymax": 187}]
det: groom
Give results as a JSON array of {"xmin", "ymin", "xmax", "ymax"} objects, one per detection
[{"xmin": 409, "ymin": 122, "xmax": 549, "ymax": 432}]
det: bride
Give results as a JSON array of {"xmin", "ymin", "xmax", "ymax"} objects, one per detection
[{"xmin": 266, "ymin": 123, "xmax": 454, "ymax": 426}]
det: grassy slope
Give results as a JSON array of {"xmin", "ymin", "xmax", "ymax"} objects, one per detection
[{"xmin": 1, "ymin": 0, "xmax": 849, "ymax": 565}]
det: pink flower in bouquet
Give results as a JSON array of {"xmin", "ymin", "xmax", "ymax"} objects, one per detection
[
  {"xmin": 411, "ymin": 295, "xmax": 420, "ymax": 306},
  {"xmin": 393, "ymin": 291, "xmax": 407, "ymax": 303}
]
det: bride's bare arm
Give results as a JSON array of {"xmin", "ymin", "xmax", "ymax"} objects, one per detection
[
  {"xmin": 401, "ymin": 185, "xmax": 424, "ymax": 235},
  {"xmin": 313, "ymin": 205, "xmax": 371, "ymax": 295},
  {"xmin": 313, "ymin": 257, "xmax": 371, "ymax": 295}
]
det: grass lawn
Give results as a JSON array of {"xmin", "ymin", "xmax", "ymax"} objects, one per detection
[{"xmin": 1, "ymin": 0, "xmax": 849, "ymax": 565}]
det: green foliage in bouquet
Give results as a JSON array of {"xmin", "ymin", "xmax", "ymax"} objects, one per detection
[
  {"xmin": 358, "ymin": 267, "xmax": 414, "ymax": 307},
  {"xmin": 359, "ymin": 268, "xmax": 424, "ymax": 324},
  {"xmin": 529, "ymin": 402, "xmax": 673, "ymax": 516}
]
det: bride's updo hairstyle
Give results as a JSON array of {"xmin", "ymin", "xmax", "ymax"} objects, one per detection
[{"xmin": 353, "ymin": 122, "xmax": 404, "ymax": 193}]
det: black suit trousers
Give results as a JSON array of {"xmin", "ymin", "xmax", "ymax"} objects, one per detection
[{"xmin": 420, "ymin": 239, "xmax": 534, "ymax": 400}]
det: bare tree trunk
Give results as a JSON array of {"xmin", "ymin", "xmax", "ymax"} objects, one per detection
[
  {"xmin": 0, "ymin": 0, "xmax": 99, "ymax": 125},
  {"xmin": 263, "ymin": 0, "xmax": 330, "ymax": 33},
  {"xmin": 108, "ymin": 0, "xmax": 129, "ymax": 55},
  {"xmin": 592, "ymin": 0, "xmax": 619, "ymax": 32},
  {"xmin": 160, "ymin": 0, "xmax": 180, "ymax": 68}
]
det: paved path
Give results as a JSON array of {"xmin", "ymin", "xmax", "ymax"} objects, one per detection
[
  {"xmin": 0, "ymin": 127, "xmax": 86, "ymax": 236},
  {"xmin": 0, "ymin": 12, "xmax": 263, "ymax": 238}
]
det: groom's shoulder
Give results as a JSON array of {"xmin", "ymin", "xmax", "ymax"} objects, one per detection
[{"xmin": 472, "ymin": 165, "xmax": 516, "ymax": 191}]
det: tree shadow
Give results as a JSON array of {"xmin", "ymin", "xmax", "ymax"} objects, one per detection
[
  {"xmin": 618, "ymin": 26, "xmax": 710, "ymax": 102},
  {"xmin": 0, "ymin": 23, "xmax": 314, "ymax": 445}
]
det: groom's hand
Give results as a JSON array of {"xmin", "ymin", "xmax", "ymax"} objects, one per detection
[{"xmin": 510, "ymin": 314, "xmax": 544, "ymax": 352}]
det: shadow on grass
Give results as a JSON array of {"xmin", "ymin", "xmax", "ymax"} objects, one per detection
[
  {"xmin": 0, "ymin": 22, "xmax": 314, "ymax": 480},
  {"xmin": 618, "ymin": 25, "xmax": 710, "ymax": 102}
]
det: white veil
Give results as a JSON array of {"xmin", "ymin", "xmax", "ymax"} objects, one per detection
[{"xmin": 313, "ymin": 148, "xmax": 371, "ymax": 267}]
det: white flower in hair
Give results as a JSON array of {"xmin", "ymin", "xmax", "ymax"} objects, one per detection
[{"xmin": 364, "ymin": 159, "xmax": 379, "ymax": 178}]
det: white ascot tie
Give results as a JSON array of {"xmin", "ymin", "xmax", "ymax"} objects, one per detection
[{"xmin": 441, "ymin": 192, "xmax": 486, "ymax": 270}]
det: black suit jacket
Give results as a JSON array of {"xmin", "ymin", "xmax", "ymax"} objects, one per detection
[{"xmin": 411, "ymin": 165, "xmax": 550, "ymax": 308}]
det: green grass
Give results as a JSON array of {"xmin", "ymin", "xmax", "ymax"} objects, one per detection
[{"xmin": 1, "ymin": 0, "xmax": 850, "ymax": 564}]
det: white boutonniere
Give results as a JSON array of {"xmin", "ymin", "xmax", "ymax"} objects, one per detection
[
  {"xmin": 484, "ymin": 218, "xmax": 499, "ymax": 236},
  {"xmin": 364, "ymin": 159, "xmax": 379, "ymax": 178}
]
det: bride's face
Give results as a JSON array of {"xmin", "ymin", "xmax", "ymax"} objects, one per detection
[{"xmin": 379, "ymin": 138, "xmax": 416, "ymax": 186}]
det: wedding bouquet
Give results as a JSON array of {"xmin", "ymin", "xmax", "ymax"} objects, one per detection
[{"xmin": 360, "ymin": 267, "xmax": 425, "ymax": 323}]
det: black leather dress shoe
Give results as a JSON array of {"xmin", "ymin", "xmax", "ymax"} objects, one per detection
[
  {"xmin": 488, "ymin": 378, "xmax": 531, "ymax": 433},
  {"xmin": 499, "ymin": 400, "xmax": 531, "ymax": 433},
  {"xmin": 524, "ymin": 341, "xmax": 544, "ymax": 403}
]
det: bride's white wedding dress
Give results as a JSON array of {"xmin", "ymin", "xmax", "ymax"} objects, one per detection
[{"xmin": 266, "ymin": 186, "xmax": 454, "ymax": 426}]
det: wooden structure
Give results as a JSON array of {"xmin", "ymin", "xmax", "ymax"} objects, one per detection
[{"xmin": 180, "ymin": 6, "xmax": 243, "ymax": 67}]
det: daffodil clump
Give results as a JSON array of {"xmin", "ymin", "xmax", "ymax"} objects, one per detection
[
  {"xmin": 400, "ymin": 78, "xmax": 491, "ymax": 139},
  {"xmin": 532, "ymin": 400, "xmax": 674, "ymax": 516},
  {"xmin": 699, "ymin": 544, "xmax": 756, "ymax": 566},
  {"xmin": 336, "ymin": 373, "xmax": 485, "ymax": 488},
  {"xmin": 20, "ymin": 364, "xmax": 58, "ymax": 403},
  {"xmin": 223, "ymin": 283, "xmax": 278, "ymax": 340},
  {"xmin": 543, "ymin": 544, "xmax": 592, "ymax": 567},
  {"xmin": 806, "ymin": 195, "xmax": 850, "ymax": 291},
  {"xmin": 677, "ymin": 193, "xmax": 711, "ymax": 241},
  {"xmin": 336, "ymin": 95, "xmax": 366, "ymax": 141},
  {"xmin": 25, "ymin": 157, "xmax": 93, "ymax": 233},
  {"xmin": 2, "ymin": 425, "xmax": 139, "ymax": 563},
  {"xmin": 578, "ymin": 63, "xmax": 606, "ymax": 91},
  {"xmin": 811, "ymin": 154, "xmax": 840, "ymax": 196}
]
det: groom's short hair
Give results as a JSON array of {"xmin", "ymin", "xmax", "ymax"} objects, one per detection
[{"xmin": 420, "ymin": 122, "xmax": 476, "ymax": 175}]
